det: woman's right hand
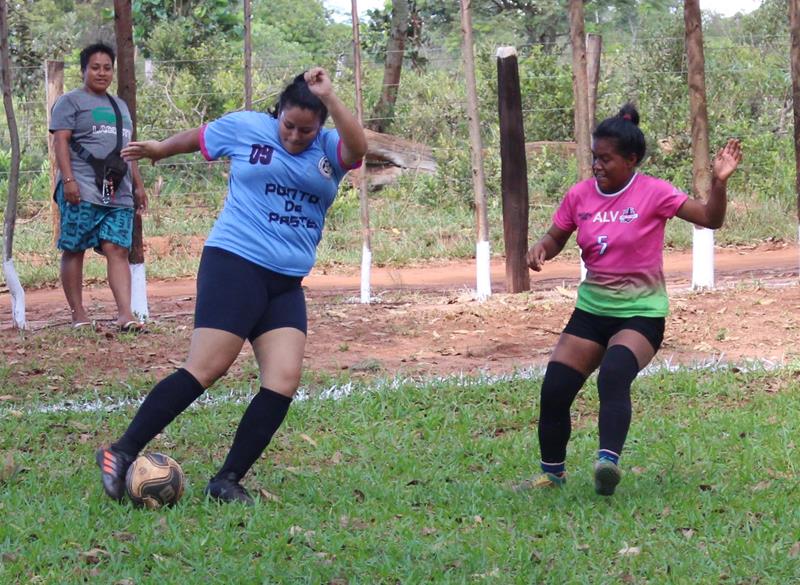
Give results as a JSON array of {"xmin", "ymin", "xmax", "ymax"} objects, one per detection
[
  {"xmin": 63, "ymin": 180, "xmax": 81, "ymax": 205},
  {"xmin": 527, "ymin": 243, "xmax": 548, "ymax": 272},
  {"xmin": 122, "ymin": 140, "xmax": 165, "ymax": 163}
]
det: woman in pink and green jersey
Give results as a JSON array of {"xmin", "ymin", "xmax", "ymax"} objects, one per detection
[{"xmin": 523, "ymin": 104, "xmax": 742, "ymax": 496}]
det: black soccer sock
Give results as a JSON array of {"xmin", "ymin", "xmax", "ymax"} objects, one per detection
[
  {"xmin": 597, "ymin": 345, "xmax": 640, "ymax": 457},
  {"xmin": 113, "ymin": 368, "xmax": 205, "ymax": 457},
  {"xmin": 216, "ymin": 387, "xmax": 293, "ymax": 481},
  {"xmin": 537, "ymin": 361, "xmax": 587, "ymax": 467}
]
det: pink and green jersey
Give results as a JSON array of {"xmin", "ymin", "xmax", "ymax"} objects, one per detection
[{"xmin": 553, "ymin": 174, "xmax": 688, "ymax": 318}]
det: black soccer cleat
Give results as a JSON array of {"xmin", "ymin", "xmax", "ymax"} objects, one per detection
[
  {"xmin": 205, "ymin": 472, "xmax": 255, "ymax": 506},
  {"xmin": 594, "ymin": 458, "xmax": 622, "ymax": 496},
  {"xmin": 96, "ymin": 445, "xmax": 135, "ymax": 502}
]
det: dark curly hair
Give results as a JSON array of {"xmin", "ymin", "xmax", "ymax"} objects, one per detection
[
  {"xmin": 593, "ymin": 103, "xmax": 646, "ymax": 165},
  {"xmin": 270, "ymin": 72, "xmax": 328, "ymax": 125}
]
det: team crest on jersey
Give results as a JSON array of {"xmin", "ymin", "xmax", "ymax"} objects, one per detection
[
  {"xmin": 619, "ymin": 207, "xmax": 639, "ymax": 223},
  {"xmin": 318, "ymin": 156, "xmax": 333, "ymax": 178},
  {"xmin": 578, "ymin": 212, "xmax": 592, "ymax": 221}
]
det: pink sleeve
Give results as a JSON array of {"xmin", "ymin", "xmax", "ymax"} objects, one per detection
[
  {"xmin": 657, "ymin": 181, "xmax": 689, "ymax": 219},
  {"xmin": 552, "ymin": 188, "xmax": 577, "ymax": 232},
  {"xmin": 337, "ymin": 140, "xmax": 362, "ymax": 171},
  {"xmin": 198, "ymin": 124, "xmax": 212, "ymax": 161}
]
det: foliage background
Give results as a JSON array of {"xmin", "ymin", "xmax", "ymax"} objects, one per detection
[{"xmin": 0, "ymin": 0, "xmax": 795, "ymax": 286}]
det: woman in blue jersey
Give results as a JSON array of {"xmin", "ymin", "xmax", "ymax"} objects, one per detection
[{"xmin": 95, "ymin": 68, "xmax": 367, "ymax": 505}]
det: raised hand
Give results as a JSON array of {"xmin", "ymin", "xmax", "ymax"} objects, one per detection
[
  {"xmin": 304, "ymin": 67, "xmax": 333, "ymax": 100},
  {"xmin": 712, "ymin": 138, "xmax": 742, "ymax": 183}
]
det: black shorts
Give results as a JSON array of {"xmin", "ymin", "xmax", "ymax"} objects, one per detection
[
  {"xmin": 195, "ymin": 246, "xmax": 307, "ymax": 341},
  {"xmin": 563, "ymin": 307, "xmax": 665, "ymax": 352}
]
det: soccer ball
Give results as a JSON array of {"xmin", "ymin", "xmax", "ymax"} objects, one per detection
[{"xmin": 125, "ymin": 453, "xmax": 185, "ymax": 509}]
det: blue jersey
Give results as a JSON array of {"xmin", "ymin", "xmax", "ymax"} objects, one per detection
[{"xmin": 200, "ymin": 111, "xmax": 357, "ymax": 276}]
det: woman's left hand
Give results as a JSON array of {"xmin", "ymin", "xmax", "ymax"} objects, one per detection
[
  {"xmin": 712, "ymin": 138, "xmax": 742, "ymax": 182},
  {"xmin": 305, "ymin": 67, "xmax": 333, "ymax": 100}
]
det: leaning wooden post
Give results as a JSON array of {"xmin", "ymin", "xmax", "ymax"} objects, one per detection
[
  {"xmin": 45, "ymin": 60, "xmax": 64, "ymax": 246},
  {"xmin": 244, "ymin": 0, "xmax": 252, "ymax": 110},
  {"xmin": 496, "ymin": 47, "xmax": 529, "ymax": 293},
  {"xmin": 351, "ymin": 0, "xmax": 372, "ymax": 304},
  {"xmin": 586, "ymin": 33, "xmax": 602, "ymax": 130},
  {"xmin": 569, "ymin": 0, "xmax": 592, "ymax": 180},
  {"xmin": 114, "ymin": 0, "xmax": 149, "ymax": 318},
  {"xmin": 790, "ymin": 0, "xmax": 800, "ymax": 276},
  {"xmin": 459, "ymin": 0, "xmax": 491, "ymax": 300},
  {"xmin": 0, "ymin": 0, "xmax": 26, "ymax": 328},
  {"xmin": 684, "ymin": 0, "xmax": 714, "ymax": 289}
]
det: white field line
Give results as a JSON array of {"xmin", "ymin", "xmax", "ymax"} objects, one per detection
[{"xmin": 0, "ymin": 355, "xmax": 785, "ymax": 419}]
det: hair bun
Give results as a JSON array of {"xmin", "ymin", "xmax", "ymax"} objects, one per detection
[{"xmin": 618, "ymin": 104, "xmax": 640, "ymax": 126}]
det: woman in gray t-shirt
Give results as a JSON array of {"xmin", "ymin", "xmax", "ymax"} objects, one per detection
[{"xmin": 49, "ymin": 42, "xmax": 147, "ymax": 331}]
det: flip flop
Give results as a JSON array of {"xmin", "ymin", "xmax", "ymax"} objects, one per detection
[
  {"xmin": 118, "ymin": 321, "xmax": 145, "ymax": 333},
  {"xmin": 72, "ymin": 321, "xmax": 95, "ymax": 330}
]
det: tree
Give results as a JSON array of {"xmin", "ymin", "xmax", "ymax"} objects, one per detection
[{"xmin": 369, "ymin": 0, "xmax": 410, "ymax": 133}]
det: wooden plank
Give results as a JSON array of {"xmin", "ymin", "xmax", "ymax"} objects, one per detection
[{"xmin": 496, "ymin": 46, "xmax": 529, "ymax": 293}]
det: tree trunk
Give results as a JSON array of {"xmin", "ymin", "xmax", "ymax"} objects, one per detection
[
  {"xmin": 568, "ymin": 0, "xmax": 592, "ymax": 180},
  {"xmin": 790, "ymin": 0, "xmax": 800, "ymax": 223},
  {"xmin": 45, "ymin": 60, "xmax": 64, "ymax": 245},
  {"xmin": 351, "ymin": 0, "xmax": 373, "ymax": 304},
  {"xmin": 114, "ymin": 0, "xmax": 149, "ymax": 317},
  {"xmin": 368, "ymin": 0, "xmax": 409, "ymax": 133},
  {"xmin": 0, "ymin": 0, "xmax": 26, "ymax": 328},
  {"xmin": 459, "ymin": 0, "xmax": 491, "ymax": 300},
  {"xmin": 684, "ymin": 0, "xmax": 714, "ymax": 290}
]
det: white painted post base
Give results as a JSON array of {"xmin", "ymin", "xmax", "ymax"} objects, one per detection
[
  {"xmin": 476, "ymin": 240, "xmax": 492, "ymax": 301},
  {"xmin": 360, "ymin": 244, "xmax": 372, "ymax": 304},
  {"xmin": 3, "ymin": 259, "xmax": 27, "ymax": 329},
  {"xmin": 580, "ymin": 257, "xmax": 587, "ymax": 282},
  {"xmin": 691, "ymin": 226, "xmax": 715, "ymax": 289},
  {"xmin": 130, "ymin": 263, "xmax": 149, "ymax": 321}
]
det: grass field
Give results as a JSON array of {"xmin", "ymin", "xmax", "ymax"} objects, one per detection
[{"xmin": 1, "ymin": 364, "xmax": 799, "ymax": 584}]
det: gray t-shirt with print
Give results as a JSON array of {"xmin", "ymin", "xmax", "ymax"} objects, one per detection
[{"xmin": 50, "ymin": 88, "xmax": 134, "ymax": 207}]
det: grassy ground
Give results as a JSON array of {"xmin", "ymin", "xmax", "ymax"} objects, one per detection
[{"xmin": 1, "ymin": 364, "xmax": 799, "ymax": 584}]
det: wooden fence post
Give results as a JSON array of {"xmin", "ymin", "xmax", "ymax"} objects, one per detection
[
  {"xmin": 351, "ymin": 0, "xmax": 373, "ymax": 304},
  {"xmin": 244, "ymin": 0, "xmax": 252, "ymax": 110},
  {"xmin": 1, "ymin": 0, "xmax": 26, "ymax": 328},
  {"xmin": 790, "ymin": 0, "xmax": 800, "ymax": 276},
  {"xmin": 114, "ymin": 0, "xmax": 149, "ymax": 318},
  {"xmin": 459, "ymin": 0, "xmax": 491, "ymax": 300},
  {"xmin": 45, "ymin": 60, "xmax": 64, "ymax": 245},
  {"xmin": 568, "ymin": 0, "xmax": 592, "ymax": 180},
  {"xmin": 496, "ymin": 46, "xmax": 529, "ymax": 293},
  {"xmin": 684, "ymin": 0, "xmax": 714, "ymax": 289},
  {"xmin": 586, "ymin": 33, "xmax": 602, "ymax": 130}
]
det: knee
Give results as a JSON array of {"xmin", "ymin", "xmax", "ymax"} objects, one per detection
[
  {"xmin": 262, "ymin": 366, "xmax": 301, "ymax": 396},
  {"xmin": 597, "ymin": 346, "xmax": 640, "ymax": 397},
  {"xmin": 102, "ymin": 242, "xmax": 129, "ymax": 258},
  {"xmin": 184, "ymin": 360, "xmax": 231, "ymax": 389},
  {"xmin": 540, "ymin": 361, "xmax": 586, "ymax": 413}
]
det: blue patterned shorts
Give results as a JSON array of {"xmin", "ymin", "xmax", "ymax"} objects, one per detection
[{"xmin": 56, "ymin": 183, "xmax": 134, "ymax": 253}]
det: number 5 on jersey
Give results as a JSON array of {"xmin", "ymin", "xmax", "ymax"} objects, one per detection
[{"xmin": 597, "ymin": 235, "xmax": 608, "ymax": 255}]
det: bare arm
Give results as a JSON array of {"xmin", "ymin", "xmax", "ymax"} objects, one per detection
[
  {"xmin": 53, "ymin": 129, "xmax": 80, "ymax": 204},
  {"xmin": 121, "ymin": 128, "xmax": 201, "ymax": 163},
  {"xmin": 527, "ymin": 223, "xmax": 573, "ymax": 272},
  {"xmin": 676, "ymin": 138, "xmax": 742, "ymax": 229},
  {"xmin": 305, "ymin": 67, "xmax": 367, "ymax": 167}
]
